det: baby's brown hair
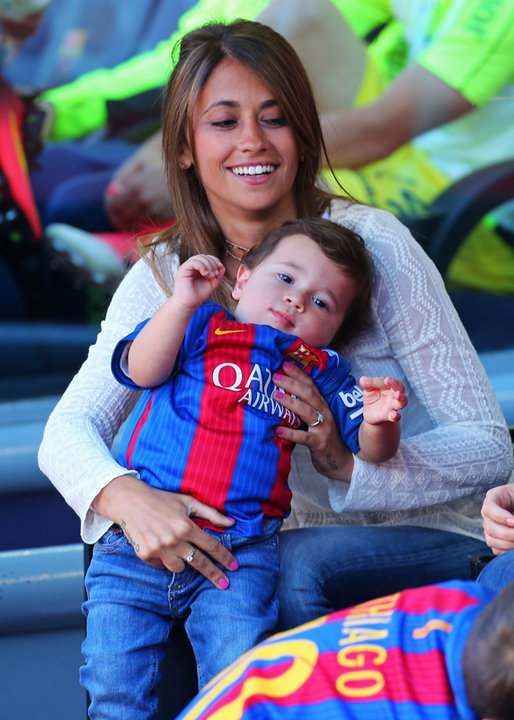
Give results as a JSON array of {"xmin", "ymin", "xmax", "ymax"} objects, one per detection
[{"xmin": 462, "ymin": 579, "xmax": 514, "ymax": 720}]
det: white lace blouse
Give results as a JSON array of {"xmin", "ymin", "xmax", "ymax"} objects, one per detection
[{"xmin": 38, "ymin": 201, "xmax": 513, "ymax": 543}]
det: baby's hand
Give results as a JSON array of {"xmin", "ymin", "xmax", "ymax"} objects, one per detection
[
  {"xmin": 360, "ymin": 376, "xmax": 407, "ymax": 424},
  {"xmin": 173, "ymin": 255, "xmax": 225, "ymax": 309}
]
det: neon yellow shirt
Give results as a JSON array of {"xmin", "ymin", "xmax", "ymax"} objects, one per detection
[
  {"xmin": 330, "ymin": 0, "xmax": 514, "ymax": 181},
  {"xmin": 41, "ymin": 0, "xmax": 270, "ymax": 140},
  {"xmin": 333, "ymin": 0, "xmax": 514, "ymax": 104},
  {"xmin": 326, "ymin": 1, "xmax": 514, "ymax": 293}
]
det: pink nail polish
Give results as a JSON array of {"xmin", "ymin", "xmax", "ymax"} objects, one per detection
[
  {"xmin": 283, "ymin": 361, "xmax": 292, "ymax": 369},
  {"xmin": 274, "ymin": 373, "xmax": 283, "ymax": 381},
  {"xmin": 230, "ymin": 560, "xmax": 239, "ymax": 570},
  {"xmin": 276, "ymin": 427, "xmax": 285, "ymax": 436},
  {"xmin": 219, "ymin": 578, "xmax": 229, "ymax": 589},
  {"xmin": 274, "ymin": 391, "xmax": 285, "ymax": 399}
]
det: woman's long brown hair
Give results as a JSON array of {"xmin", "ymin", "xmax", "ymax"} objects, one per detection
[{"xmin": 143, "ymin": 20, "xmax": 346, "ymax": 306}]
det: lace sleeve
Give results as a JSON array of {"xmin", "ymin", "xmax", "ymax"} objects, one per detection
[
  {"xmin": 324, "ymin": 202, "xmax": 513, "ymax": 513},
  {"xmin": 38, "ymin": 254, "xmax": 175, "ymax": 542}
]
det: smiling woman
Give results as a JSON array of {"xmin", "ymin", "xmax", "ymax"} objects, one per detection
[
  {"xmin": 38, "ymin": 18, "xmax": 512, "ymax": 719},
  {"xmin": 159, "ymin": 20, "xmax": 327, "ymax": 291},
  {"xmin": 176, "ymin": 58, "xmax": 299, "ymax": 256}
]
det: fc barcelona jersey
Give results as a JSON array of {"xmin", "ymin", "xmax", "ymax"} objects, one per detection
[
  {"xmin": 176, "ymin": 580, "xmax": 494, "ymax": 720},
  {"xmin": 112, "ymin": 303, "xmax": 364, "ymax": 536}
]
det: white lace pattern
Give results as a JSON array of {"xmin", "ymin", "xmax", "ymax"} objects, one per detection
[{"xmin": 38, "ymin": 201, "xmax": 513, "ymax": 543}]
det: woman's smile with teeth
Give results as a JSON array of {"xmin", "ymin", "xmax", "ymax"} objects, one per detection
[{"xmin": 232, "ymin": 165, "xmax": 276, "ymax": 176}]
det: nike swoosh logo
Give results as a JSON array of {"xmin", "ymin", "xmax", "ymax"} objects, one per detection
[{"xmin": 214, "ymin": 328, "xmax": 246, "ymax": 335}]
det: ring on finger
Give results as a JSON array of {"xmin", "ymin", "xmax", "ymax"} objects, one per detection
[
  {"xmin": 184, "ymin": 547, "xmax": 196, "ymax": 563},
  {"xmin": 308, "ymin": 410, "xmax": 324, "ymax": 427}
]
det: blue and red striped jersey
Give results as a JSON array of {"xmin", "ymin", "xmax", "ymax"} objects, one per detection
[
  {"xmin": 176, "ymin": 580, "xmax": 493, "ymax": 720},
  {"xmin": 112, "ymin": 303, "xmax": 364, "ymax": 536}
]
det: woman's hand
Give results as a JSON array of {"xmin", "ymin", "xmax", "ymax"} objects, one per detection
[
  {"xmin": 93, "ymin": 475, "xmax": 238, "ymax": 589},
  {"xmin": 482, "ymin": 484, "xmax": 514, "ymax": 555},
  {"xmin": 272, "ymin": 361, "xmax": 354, "ymax": 481}
]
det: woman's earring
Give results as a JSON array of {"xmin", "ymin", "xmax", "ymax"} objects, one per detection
[{"xmin": 179, "ymin": 151, "xmax": 193, "ymax": 169}]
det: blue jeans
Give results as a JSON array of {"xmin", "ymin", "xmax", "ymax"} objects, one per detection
[
  {"xmin": 276, "ymin": 525, "xmax": 488, "ymax": 629},
  {"xmin": 478, "ymin": 548, "xmax": 514, "ymax": 591},
  {"xmin": 81, "ymin": 519, "xmax": 280, "ymax": 720}
]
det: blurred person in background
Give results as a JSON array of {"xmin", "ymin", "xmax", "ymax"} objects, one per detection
[{"xmin": 28, "ymin": 0, "xmax": 514, "ymax": 302}]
